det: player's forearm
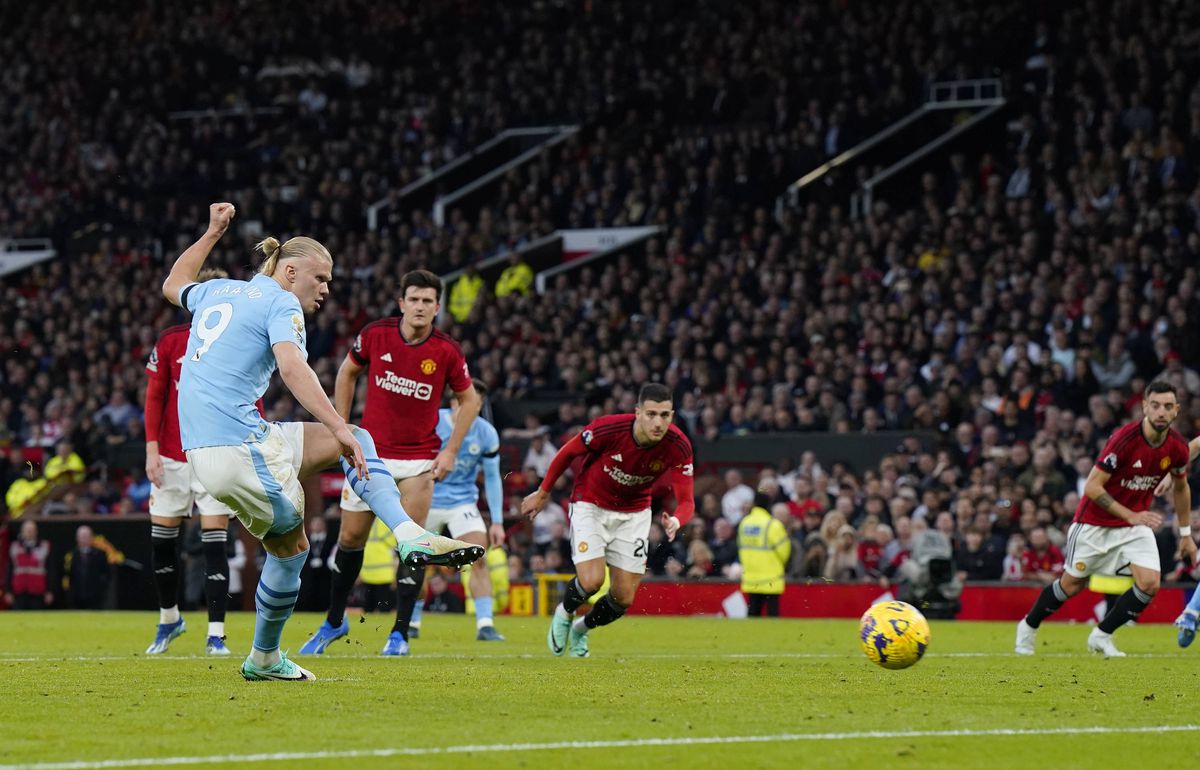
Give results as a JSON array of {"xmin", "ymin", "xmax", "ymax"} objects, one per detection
[
  {"xmin": 1086, "ymin": 481, "xmax": 1135, "ymax": 522},
  {"xmin": 538, "ymin": 435, "xmax": 588, "ymax": 493},
  {"xmin": 332, "ymin": 362, "xmax": 359, "ymax": 423},
  {"xmin": 482, "ymin": 455, "xmax": 505, "ymax": 524},
  {"xmin": 1173, "ymin": 483, "xmax": 1192, "ymax": 529},
  {"xmin": 280, "ymin": 358, "xmax": 347, "ymax": 434},
  {"xmin": 445, "ymin": 389, "xmax": 483, "ymax": 454},
  {"xmin": 670, "ymin": 470, "xmax": 696, "ymax": 526},
  {"xmin": 162, "ymin": 231, "xmax": 221, "ymax": 306},
  {"xmin": 144, "ymin": 378, "xmax": 167, "ymax": 442}
]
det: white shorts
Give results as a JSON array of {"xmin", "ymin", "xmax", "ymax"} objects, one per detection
[
  {"xmin": 339, "ymin": 458, "xmax": 434, "ymax": 512},
  {"xmin": 186, "ymin": 422, "xmax": 306, "ymax": 541},
  {"xmin": 149, "ymin": 457, "xmax": 235, "ymax": 519},
  {"xmin": 426, "ymin": 503, "xmax": 487, "ymax": 539},
  {"xmin": 569, "ymin": 501, "xmax": 652, "ymax": 574},
  {"xmin": 1062, "ymin": 522, "xmax": 1160, "ymax": 578}
]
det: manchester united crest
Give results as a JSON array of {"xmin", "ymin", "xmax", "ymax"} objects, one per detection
[
  {"xmin": 649, "ymin": 460, "xmax": 664, "ymax": 473},
  {"xmin": 1161, "ymin": 456, "xmax": 1171, "ymax": 470},
  {"xmin": 420, "ymin": 358, "xmax": 437, "ymax": 375}
]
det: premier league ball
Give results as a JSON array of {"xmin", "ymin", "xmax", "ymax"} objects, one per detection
[{"xmin": 859, "ymin": 600, "xmax": 931, "ymax": 670}]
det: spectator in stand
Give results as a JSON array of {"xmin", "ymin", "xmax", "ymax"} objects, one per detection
[
  {"xmin": 44, "ymin": 441, "xmax": 86, "ymax": 485},
  {"xmin": 522, "ymin": 428, "xmax": 557, "ymax": 485},
  {"xmin": 448, "ymin": 265, "xmax": 484, "ymax": 323},
  {"xmin": 709, "ymin": 518, "xmax": 739, "ymax": 578},
  {"xmin": 1021, "ymin": 527, "xmax": 1064, "ymax": 584},
  {"xmin": 494, "ymin": 253, "xmax": 533, "ymax": 298},
  {"xmin": 1001, "ymin": 533, "xmax": 1028, "ymax": 582},
  {"xmin": 67, "ymin": 525, "xmax": 110, "ymax": 609},
  {"xmin": 720, "ymin": 470, "xmax": 754, "ymax": 525},
  {"xmin": 955, "ymin": 528, "xmax": 1004, "ymax": 582},
  {"xmin": 5, "ymin": 519, "xmax": 54, "ymax": 609},
  {"xmin": 823, "ymin": 524, "xmax": 862, "ymax": 582}
]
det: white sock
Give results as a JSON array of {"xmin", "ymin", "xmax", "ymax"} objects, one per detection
[
  {"xmin": 393, "ymin": 521, "xmax": 425, "ymax": 541},
  {"xmin": 160, "ymin": 606, "xmax": 180, "ymax": 624},
  {"xmin": 250, "ymin": 647, "xmax": 281, "ymax": 668},
  {"xmin": 477, "ymin": 617, "xmax": 494, "ymax": 630},
  {"xmin": 1186, "ymin": 609, "xmax": 1199, "ymax": 618},
  {"xmin": 208, "ymin": 622, "xmax": 225, "ymax": 638},
  {"xmin": 572, "ymin": 617, "xmax": 589, "ymax": 635}
]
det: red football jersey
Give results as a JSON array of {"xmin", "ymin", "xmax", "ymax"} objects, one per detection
[
  {"xmin": 1021, "ymin": 545, "xmax": 1064, "ymax": 577},
  {"xmin": 145, "ymin": 325, "xmax": 189, "ymax": 462},
  {"xmin": 571, "ymin": 414, "xmax": 694, "ymax": 512},
  {"xmin": 1073, "ymin": 420, "xmax": 1190, "ymax": 527},
  {"xmin": 350, "ymin": 318, "xmax": 472, "ymax": 460}
]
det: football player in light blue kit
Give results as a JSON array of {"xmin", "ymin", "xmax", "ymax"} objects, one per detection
[
  {"xmin": 162, "ymin": 202, "xmax": 483, "ymax": 681},
  {"xmin": 410, "ymin": 380, "xmax": 508, "ymax": 642}
]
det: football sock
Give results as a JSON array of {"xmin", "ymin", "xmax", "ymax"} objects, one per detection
[
  {"xmin": 1024, "ymin": 579, "xmax": 1067, "ymax": 629},
  {"xmin": 392, "ymin": 562, "xmax": 425, "ymax": 638},
  {"xmin": 150, "ymin": 523, "xmax": 181, "ymax": 624},
  {"xmin": 561, "ymin": 577, "xmax": 590, "ymax": 614},
  {"xmin": 411, "ymin": 599, "xmax": 424, "ymax": 629},
  {"xmin": 474, "ymin": 596, "xmax": 494, "ymax": 629},
  {"xmin": 340, "ymin": 427, "xmax": 420, "ymax": 539},
  {"xmin": 253, "ymin": 549, "xmax": 308, "ymax": 659},
  {"xmin": 201, "ymin": 528, "xmax": 229, "ymax": 627},
  {"xmin": 325, "ymin": 545, "xmax": 364, "ymax": 627},
  {"xmin": 1098, "ymin": 585, "xmax": 1153, "ymax": 634},
  {"xmin": 582, "ymin": 593, "xmax": 627, "ymax": 630}
]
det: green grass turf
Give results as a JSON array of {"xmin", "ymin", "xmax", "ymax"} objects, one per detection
[{"xmin": 2, "ymin": 611, "xmax": 1200, "ymax": 769}]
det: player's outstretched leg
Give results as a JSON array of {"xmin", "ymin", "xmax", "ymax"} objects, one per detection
[
  {"xmin": 383, "ymin": 562, "xmax": 423, "ymax": 656},
  {"xmin": 1089, "ymin": 583, "xmax": 1154, "ymax": 658},
  {"xmin": 339, "ymin": 427, "xmax": 483, "ymax": 567},
  {"xmin": 568, "ymin": 594, "xmax": 628, "ymax": 658},
  {"xmin": 1175, "ymin": 587, "xmax": 1200, "ymax": 647},
  {"xmin": 549, "ymin": 577, "xmax": 591, "ymax": 656},
  {"xmin": 1015, "ymin": 578, "xmax": 1069, "ymax": 655},
  {"xmin": 299, "ymin": 545, "xmax": 360, "ymax": 655},
  {"xmin": 147, "ymin": 522, "xmax": 186, "ymax": 654},
  {"xmin": 241, "ymin": 549, "xmax": 315, "ymax": 681},
  {"xmin": 202, "ymin": 526, "xmax": 231, "ymax": 655}
]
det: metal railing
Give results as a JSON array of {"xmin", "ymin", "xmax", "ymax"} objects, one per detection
[{"xmin": 774, "ymin": 78, "xmax": 1004, "ymax": 220}]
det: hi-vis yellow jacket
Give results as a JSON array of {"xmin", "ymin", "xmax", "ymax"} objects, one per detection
[{"xmin": 737, "ymin": 506, "xmax": 791, "ymax": 595}]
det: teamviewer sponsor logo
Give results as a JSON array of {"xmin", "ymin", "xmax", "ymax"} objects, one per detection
[
  {"xmin": 1120, "ymin": 475, "xmax": 1161, "ymax": 492},
  {"xmin": 375, "ymin": 370, "xmax": 433, "ymax": 400},
  {"xmin": 603, "ymin": 464, "xmax": 655, "ymax": 487}
]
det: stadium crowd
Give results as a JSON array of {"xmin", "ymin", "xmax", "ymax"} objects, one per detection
[{"xmin": 4, "ymin": 0, "xmax": 1200, "ymax": 597}]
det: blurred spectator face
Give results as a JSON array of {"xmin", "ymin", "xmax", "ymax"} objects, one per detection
[
  {"xmin": 794, "ymin": 476, "xmax": 813, "ymax": 498},
  {"xmin": 529, "ymin": 553, "xmax": 546, "ymax": 573},
  {"xmin": 935, "ymin": 512, "xmax": 955, "ymax": 538},
  {"xmin": 965, "ymin": 530, "xmax": 983, "ymax": 551},
  {"xmin": 771, "ymin": 503, "xmax": 791, "ymax": 523},
  {"xmin": 895, "ymin": 516, "xmax": 912, "ymax": 541},
  {"xmin": 20, "ymin": 520, "xmax": 38, "ymax": 542},
  {"xmin": 1029, "ymin": 527, "xmax": 1049, "ymax": 551},
  {"xmin": 76, "ymin": 526, "xmax": 94, "ymax": 549},
  {"xmin": 724, "ymin": 469, "xmax": 743, "ymax": 490},
  {"xmin": 713, "ymin": 518, "xmax": 733, "ymax": 541}
]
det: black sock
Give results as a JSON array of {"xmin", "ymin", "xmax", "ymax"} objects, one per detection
[
  {"xmin": 1098, "ymin": 585, "xmax": 1153, "ymax": 634},
  {"xmin": 392, "ymin": 563, "xmax": 425, "ymax": 638},
  {"xmin": 562, "ymin": 577, "xmax": 590, "ymax": 614},
  {"xmin": 1024, "ymin": 579, "xmax": 1068, "ymax": 629},
  {"xmin": 583, "ymin": 594, "xmax": 627, "ymax": 630},
  {"xmin": 326, "ymin": 546, "xmax": 364, "ymax": 627},
  {"xmin": 150, "ymin": 523, "xmax": 180, "ymax": 611},
  {"xmin": 201, "ymin": 528, "xmax": 230, "ymax": 626}
]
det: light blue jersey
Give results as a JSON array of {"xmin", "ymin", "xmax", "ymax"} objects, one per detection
[
  {"xmin": 431, "ymin": 409, "xmax": 504, "ymax": 523},
  {"xmin": 178, "ymin": 274, "xmax": 307, "ymax": 450}
]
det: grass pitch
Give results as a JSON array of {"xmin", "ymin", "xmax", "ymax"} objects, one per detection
[{"xmin": 3, "ymin": 611, "xmax": 1200, "ymax": 769}]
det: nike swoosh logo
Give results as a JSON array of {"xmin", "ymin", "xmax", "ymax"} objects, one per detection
[{"xmin": 415, "ymin": 541, "xmax": 432, "ymax": 548}]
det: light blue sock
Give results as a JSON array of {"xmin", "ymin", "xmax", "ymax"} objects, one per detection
[
  {"xmin": 475, "ymin": 596, "xmax": 494, "ymax": 625},
  {"xmin": 411, "ymin": 599, "xmax": 424, "ymax": 627},
  {"xmin": 1187, "ymin": 587, "xmax": 1200, "ymax": 616},
  {"xmin": 340, "ymin": 427, "xmax": 414, "ymax": 532},
  {"xmin": 253, "ymin": 549, "xmax": 308, "ymax": 653}
]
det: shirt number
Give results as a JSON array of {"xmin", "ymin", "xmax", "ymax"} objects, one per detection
[{"xmin": 191, "ymin": 303, "xmax": 234, "ymax": 361}]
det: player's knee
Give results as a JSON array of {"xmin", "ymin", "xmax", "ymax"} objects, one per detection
[
  {"xmin": 578, "ymin": 575, "xmax": 604, "ymax": 595},
  {"xmin": 610, "ymin": 588, "xmax": 635, "ymax": 609},
  {"xmin": 1136, "ymin": 577, "xmax": 1160, "ymax": 595}
]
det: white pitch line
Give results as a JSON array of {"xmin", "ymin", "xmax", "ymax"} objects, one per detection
[{"xmin": 1, "ymin": 724, "xmax": 1198, "ymax": 770}]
